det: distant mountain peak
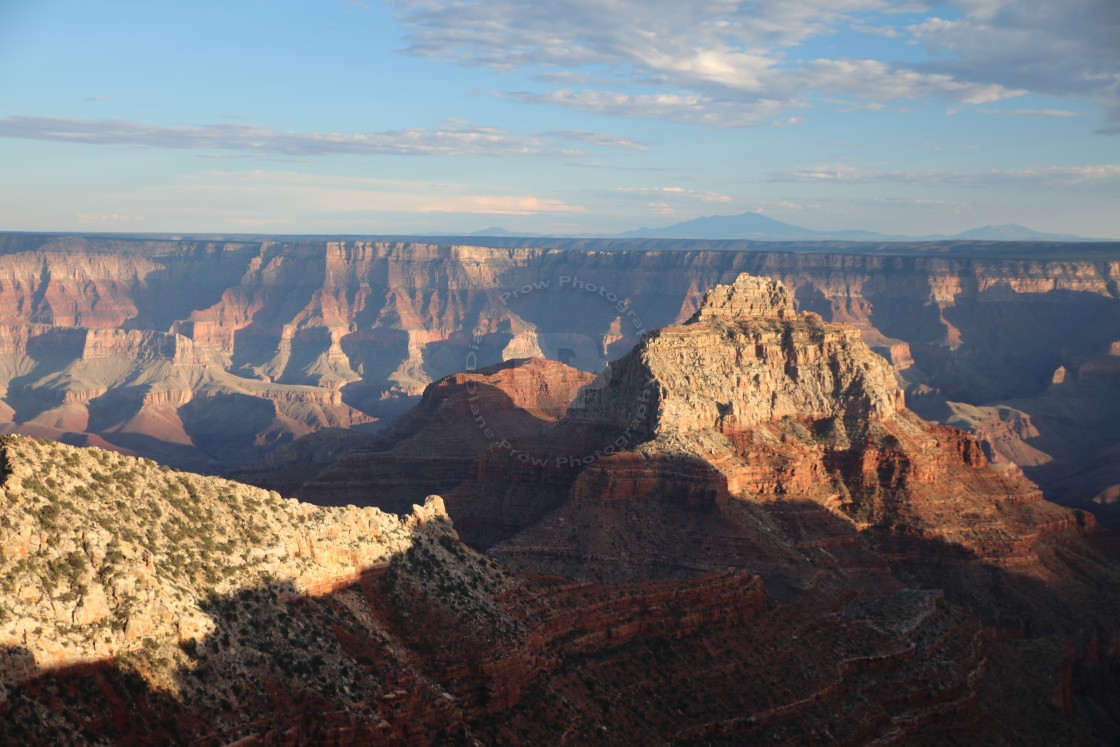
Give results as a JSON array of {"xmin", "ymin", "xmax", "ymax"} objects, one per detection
[
  {"xmin": 948, "ymin": 224, "xmax": 1084, "ymax": 241},
  {"xmin": 617, "ymin": 210, "xmax": 826, "ymax": 240},
  {"xmin": 610, "ymin": 211, "xmax": 1089, "ymax": 242},
  {"xmin": 468, "ymin": 226, "xmax": 541, "ymax": 237}
]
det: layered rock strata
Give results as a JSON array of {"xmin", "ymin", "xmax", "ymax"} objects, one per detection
[
  {"xmin": 1, "ymin": 234, "xmax": 1119, "ymax": 521},
  {"xmin": 454, "ymin": 277, "xmax": 1091, "ymax": 602}
]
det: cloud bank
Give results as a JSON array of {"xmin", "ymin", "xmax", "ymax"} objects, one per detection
[
  {"xmin": 389, "ymin": 0, "xmax": 1119, "ymax": 129},
  {"xmin": 769, "ymin": 164, "xmax": 1120, "ymax": 189},
  {"xmin": 0, "ymin": 117, "xmax": 643, "ymax": 158}
]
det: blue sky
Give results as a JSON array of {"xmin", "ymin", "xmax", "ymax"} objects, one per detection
[{"xmin": 1, "ymin": 0, "xmax": 1117, "ymax": 237}]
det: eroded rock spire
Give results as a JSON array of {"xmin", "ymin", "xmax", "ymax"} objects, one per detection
[{"xmin": 687, "ymin": 274, "xmax": 796, "ymax": 323}]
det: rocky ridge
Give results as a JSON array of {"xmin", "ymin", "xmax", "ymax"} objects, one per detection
[
  {"xmin": 258, "ymin": 357, "xmax": 595, "ymax": 514},
  {"xmin": 459, "ymin": 277, "xmax": 1092, "ymax": 600},
  {"xmin": 292, "ymin": 275, "xmax": 1120, "ymax": 618},
  {"xmin": 0, "ymin": 436, "xmax": 451, "ymax": 697},
  {"xmin": 3, "ymin": 433, "xmax": 1117, "ymax": 743}
]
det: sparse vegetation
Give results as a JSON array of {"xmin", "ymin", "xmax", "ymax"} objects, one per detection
[{"xmin": 0, "ymin": 434, "xmax": 469, "ymax": 706}]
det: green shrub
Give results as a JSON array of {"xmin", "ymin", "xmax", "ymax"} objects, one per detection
[{"xmin": 40, "ymin": 502, "xmax": 61, "ymax": 523}]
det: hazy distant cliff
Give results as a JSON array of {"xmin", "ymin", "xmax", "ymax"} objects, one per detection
[{"xmin": 0, "ymin": 234, "xmax": 1117, "ymax": 523}]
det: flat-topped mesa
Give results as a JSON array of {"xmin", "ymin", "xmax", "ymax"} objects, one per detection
[
  {"xmin": 571, "ymin": 273, "xmax": 904, "ymax": 436},
  {"xmin": 687, "ymin": 274, "xmax": 796, "ymax": 323}
]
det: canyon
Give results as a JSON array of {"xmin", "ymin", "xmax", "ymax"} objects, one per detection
[
  {"xmin": 3, "ymin": 274, "xmax": 1120, "ymax": 742},
  {"xmin": 0, "ymin": 233, "xmax": 1118, "ymax": 529}
]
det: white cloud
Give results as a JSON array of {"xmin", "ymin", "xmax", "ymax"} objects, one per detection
[
  {"xmin": 850, "ymin": 22, "xmax": 901, "ymax": 37},
  {"xmin": 394, "ymin": 0, "xmax": 910, "ymax": 63},
  {"xmin": 824, "ymin": 98, "xmax": 889, "ymax": 112},
  {"xmin": 505, "ymin": 89, "xmax": 801, "ymax": 127},
  {"xmin": 908, "ymin": 0, "xmax": 1120, "ymax": 127},
  {"xmin": 647, "ymin": 201, "xmax": 677, "ymax": 217},
  {"xmin": 795, "ymin": 58, "xmax": 1021, "ymax": 103},
  {"xmin": 382, "ymin": 0, "xmax": 1117, "ymax": 129},
  {"xmin": 0, "ymin": 116, "xmax": 639, "ymax": 158},
  {"xmin": 154, "ymin": 170, "xmax": 586, "ymax": 217},
  {"xmin": 542, "ymin": 129, "xmax": 650, "ymax": 150},
  {"xmin": 768, "ymin": 163, "xmax": 1120, "ymax": 188},
  {"xmin": 609, "ymin": 186, "xmax": 733, "ymax": 202}
]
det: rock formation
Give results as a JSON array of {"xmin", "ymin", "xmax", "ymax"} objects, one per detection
[
  {"xmin": 1, "ymin": 234, "xmax": 1119, "ymax": 526},
  {"xmin": 264, "ymin": 357, "xmax": 594, "ymax": 513},
  {"xmin": 425, "ymin": 277, "xmax": 1108, "ymax": 605},
  {"xmin": 291, "ymin": 274, "xmax": 1120, "ymax": 739},
  {"xmin": 1, "ymin": 270, "xmax": 1118, "ymax": 742},
  {"xmin": 0, "ymin": 435, "xmax": 426, "ymax": 689}
]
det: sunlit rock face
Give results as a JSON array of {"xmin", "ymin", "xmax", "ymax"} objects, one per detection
[{"xmin": 570, "ymin": 272, "xmax": 903, "ymax": 439}]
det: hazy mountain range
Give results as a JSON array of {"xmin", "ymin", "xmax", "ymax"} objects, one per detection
[{"xmin": 467, "ymin": 212, "xmax": 1095, "ymax": 242}]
